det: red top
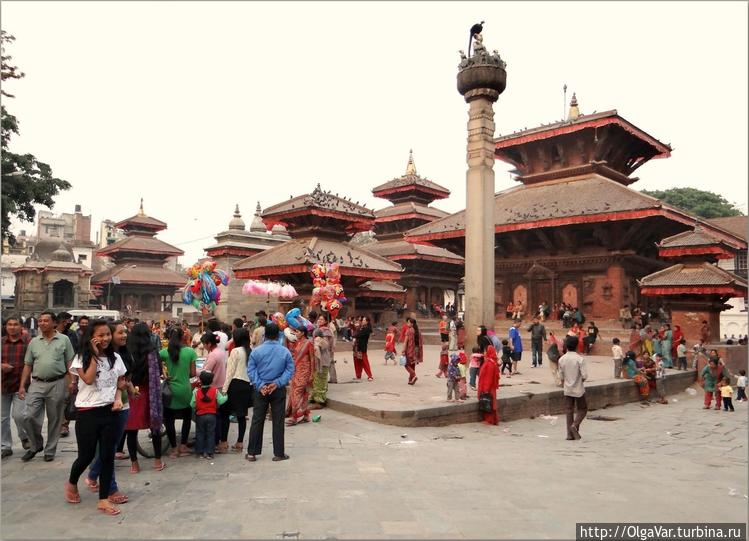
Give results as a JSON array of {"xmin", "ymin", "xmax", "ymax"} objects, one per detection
[{"xmin": 195, "ymin": 387, "xmax": 218, "ymax": 416}]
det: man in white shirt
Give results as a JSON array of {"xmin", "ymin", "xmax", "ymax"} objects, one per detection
[{"xmin": 558, "ymin": 335, "xmax": 588, "ymax": 441}]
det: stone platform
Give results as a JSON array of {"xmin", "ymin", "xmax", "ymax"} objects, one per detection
[{"xmin": 326, "ymin": 343, "xmax": 698, "ymax": 427}]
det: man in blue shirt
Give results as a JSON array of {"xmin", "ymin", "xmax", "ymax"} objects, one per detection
[
  {"xmin": 508, "ymin": 321, "xmax": 523, "ymax": 375},
  {"xmin": 246, "ymin": 323, "xmax": 295, "ymax": 462}
]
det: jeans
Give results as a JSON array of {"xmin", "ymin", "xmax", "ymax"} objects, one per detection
[
  {"xmin": 723, "ymin": 397, "xmax": 734, "ymax": 411},
  {"xmin": 1, "ymin": 392, "xmax": 28, "ymax": 451},
  {"xmin": 469, "ymin": 367, "xmax": 479, "ymax": 387},
  {"xmin": 23, "ymin": 379, "xmax": 66, "ymax": 456},
  {"xmin": 677, "ymin": 357, "xmax": 687, "ymax": 371},
  {"xmin": 68, "ymin": 406, "xmax": 117, "ymax": 501},
  {"xmin": 88, "ymin": 408, "xmax": 129, "ymax": 494},
  {"xmin": 531, "ymin": 341, "xmax": 543, "ymax": 366},
  {"xmin": 564, "ymin": 394, "xmax": 587, "ymax": 439},
  {"xmin": 195, "ymin": 413, "xmax": 217, "ymax": 455},
  {"xmin": 247, "ymin": 387, "xmax": 286, "ymax": 457}
]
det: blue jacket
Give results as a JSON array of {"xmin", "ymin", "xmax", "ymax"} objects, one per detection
[
  {"xmin": 509, "ymin": 326, "xmax": 523, "ymax": 352},
  {"xmin": 247, "ymin": 338, "xmax": 295, "ymax": 389}
]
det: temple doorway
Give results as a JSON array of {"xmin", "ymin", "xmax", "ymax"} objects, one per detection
[
  {"xmin": 52, "ymin": 280, "xmax": 74, "ymax": 307},
  {"xmin": 562, "ymin": 283, "xmax": 579, "ymax": 308},
  {"xmin": 512, "ymin": 284, "xmax": 528, "ymax": 307}
]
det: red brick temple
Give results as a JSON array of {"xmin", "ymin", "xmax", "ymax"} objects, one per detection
[
  {"xmin": 368, "ymin": 151, "xmax": 464, "ymax": 310},
  {"xmin": 91, "ymin": 201, "xmax": 186, "ymax": 320},
  {"xmin": 639, "ymin": 225, "xmax": 747, "ymax": 343},
  {"xmin": 406, "ymin": 97, "xmax": 747, "ymax": 322},
  {"xmin": 232, "ymin": 184, "xmax": 404, "ymax": 317}
]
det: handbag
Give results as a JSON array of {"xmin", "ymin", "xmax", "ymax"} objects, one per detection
[
  {"xmin": 64, "ymin": 394, "xmax": 78, "ymax": 421},
  {"xmin": 161, "ymin": 378, "xmax": 173, "ymax": 408},
  {"xmin": 398, "ymin": 355, "xmax": 407, "ymax": 366},
  {"xmin": 478, "ymin": 392, "xmax": 493, "ymax": 413}
]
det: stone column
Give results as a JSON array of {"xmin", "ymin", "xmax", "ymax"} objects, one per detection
[
  {"xmin": 457, "ymin": 34, "xmax": 506, "ymax": 340},
  {"xmin": 47, "ymin": 282, "xmax": 55, "ymax": 308}
]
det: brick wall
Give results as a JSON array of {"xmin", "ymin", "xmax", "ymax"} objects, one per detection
[{"xmin": 672, "ymin": 308, "xmax": 720, "ymax": 344}]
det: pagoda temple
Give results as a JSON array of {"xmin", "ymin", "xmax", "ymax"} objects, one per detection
[
  {"xmin": 91, "ymin": 200, "xmax": 186, "ymax": 320},
  {"xmin": 639, "ymin": 225, "xmax": 747, "ymax": 343},
  {"xmin": 203, "ymin": 203, "xmax": 288, "ymax": 321},
  {"xmin": 232, "ymin": 184, "xmax": 403, "ymax": 318},
  {"xmin": 406, "ymin": 96, "xmax": 747, "ymax": 324},
  {"xmin": 368, "ymin": 151, "xmax": 464, "ymax": 311}
]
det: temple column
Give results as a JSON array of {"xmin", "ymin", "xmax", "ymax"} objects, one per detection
[
  {"xmin": 458, "ymin": 37, "xmax": 506, "ymax": 340},
  {"xmin": 47, "ymin": 283, "xmax": 55, "ymax": 308}
]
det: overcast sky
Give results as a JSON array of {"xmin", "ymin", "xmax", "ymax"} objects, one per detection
[{"xmin": 3, "ymin": 1, "xmax": 747, "ymax": 264}]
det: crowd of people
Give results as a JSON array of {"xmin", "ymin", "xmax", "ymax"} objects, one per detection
[{"xmin": 3, "ymin": 303, "xmax": 747, "ymax": 515}]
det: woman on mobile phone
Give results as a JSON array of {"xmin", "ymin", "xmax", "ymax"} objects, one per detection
[{"xmin": 64, "ymin": 319, "xmax": 127, "ymax": 516}]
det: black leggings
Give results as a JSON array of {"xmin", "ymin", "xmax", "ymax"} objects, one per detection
[
  {"xmin": 125, "ymin": 429, "xmax": 162, "ymax": 460},
  {"xmin": 69, "ymin": 406, "xmax": 117, "ymax": 501},
  {"xmin": 164, "ymin": 407, "xmax": 192, "ymax": 447},
  {"xmin": 220, "ymin": 379, "xmax": 252, "ymax": 443}
]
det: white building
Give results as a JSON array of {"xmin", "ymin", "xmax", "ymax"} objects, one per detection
[{"xmin": 711, "ymin": 216, "xmax": 748, "ymax": 338}]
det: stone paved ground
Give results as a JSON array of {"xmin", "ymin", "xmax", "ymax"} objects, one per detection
[{"xmin": 1, "ymin": 390, "xmax": 746, "ymax": 539}]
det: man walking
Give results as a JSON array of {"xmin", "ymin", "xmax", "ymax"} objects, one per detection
[
  {"xmin": 1, "ymin": 317, "xmax": 31, "ymax": 458},
  {"xmin": 558, "ymin": 335, "xmax": 588, "ymax": 440},
  {"xmin": 246, "ymin": 323, "xmax": 294, "ymax": 462},
  {"xmin": 18, "ymin": 311, "xmax": 75, "ymax": 462},
  {"xmin": 527, "ymin": 317, "xmax": 547, "ymax": 368},
  {"xmin": 508, "ymin": 320, "xmax": 523, "ymax": 375}
]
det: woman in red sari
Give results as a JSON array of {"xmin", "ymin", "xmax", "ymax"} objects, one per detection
[
  {"xmin": 285, "ymin": 328, "xmax": 314, "ymax": 426},
  {"xmin": 401, "ymin": 318, "xmax": 423, "ymax": 385},
  {"xmin": 478, "ymin": 345, "xmax": 500, "ymax": 425}
]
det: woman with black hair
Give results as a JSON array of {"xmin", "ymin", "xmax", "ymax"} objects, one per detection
[
  {"xmin": 352, "ymin": 316, "xmax": 374, "ymax": 381},
  {"xmin": 221, "ymin": 327, "xmax": 252, "ymax": 452},
  {"xmin": 200, "ymin": 332, "xmax": 227, "ymax": 453},
  {"xmin": 65, "ymin": 319, "xmax": 127, "ymax": 516},
  {"xmin": 118, "ymin": 322, "xmax": 165, "ymax": 471},
  {"xmin": 402, "ymin": 317, "xmax": 423, "ymax": 385},
  {"xmin": 159, "ymin": 327, "xmax": 196, "ymax": 458}
]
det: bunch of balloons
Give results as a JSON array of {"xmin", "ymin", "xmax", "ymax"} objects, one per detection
[
  {"xmin": 310, "ymin": 262, "xmax": 346, "ymax": 319},
  {"xmin": 285, "ymin": 307, "xmax": 314, "ymax": 333},
  {"xmin": 182, "ymin": 260, "xmax": 229, "ymax": 314},
  {"xmin": 242, "ymin": 280, "xmax": 298, "ymax": 300}
]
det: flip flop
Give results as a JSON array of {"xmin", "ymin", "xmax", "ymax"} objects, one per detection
[
  {"xmin": 285, "ymin": 420, "xmax": 298, "ymax": 427},
  {"xmin": 84, "ymin": 478, "xmax": 99, "ymax": 493},
  {"xmin": 97, "ymin": 505, "xmax": 121, "ymax": 516},
  {"xmin": 129, "ymin": 462, "xmax": 140, "ymax": 474},
  {"xmin": 64, "ymin": 482, "xmax": 81, "ymax": 504},
  {"xmin": 245, "ymin": 454, "xmax": 257, "ymax": 462},
  {"xmin": 108, "ymin": 492, "xmax": 128, "ymax": 504},
  {"xmin": 153, "ymin": 462, "xmax": 167, "ymax": 471}
]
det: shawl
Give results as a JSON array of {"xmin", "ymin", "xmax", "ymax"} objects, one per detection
[
  {"xmin": 478, "ymin": 354, "xmax": 500, "ymax": 393},
  {"xmin": 147, "ymin": 350, "xmax": 163, "ymax": 432}
]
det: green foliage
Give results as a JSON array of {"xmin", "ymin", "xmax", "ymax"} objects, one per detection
[
  {"xmin": 1, "ymin": 30, "xmax": 70, "ymax": 245},
  {"xmin": 641, "ymin": 187, "xmax": 744, "ymax": 219}
]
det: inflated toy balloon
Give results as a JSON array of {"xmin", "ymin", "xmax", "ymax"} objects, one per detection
[
  {"xmin": 285, "ymin": 308, "xmax": 314, "ymax": 333},
  {"xmin": 182, "ymin": 260, "xmax": 229, "ymax": 314},
  {"xmin": 271, "ymin": 312, "xmax": 288, "ymax": 330},
  {"xmin": 308, "ymin": 263, "xmax": 346, "ymax": 316}
]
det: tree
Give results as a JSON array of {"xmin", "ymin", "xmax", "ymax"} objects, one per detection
[
  {"xmin": 1, "ymin": 30, "xmax": 70, "ymax": 245},
  {"xmin": 640, "ymin": 187, "xmax": 744, "ymax": 219}
]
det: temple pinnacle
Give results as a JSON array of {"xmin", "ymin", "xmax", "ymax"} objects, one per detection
[
  {"xmin": 255, "ymin": 201, "xmax": 262, "ymax": 216},
  {"xmin": 405, "ymin": 149, "xmax": 417, "ymax": 175},
  {"xmin": 567, "ymin": 92, "xmax": 580, "ymax": 121},
  {"xmin": 138, "ymin": 197, "xmax": 145, "ymax": 216}
]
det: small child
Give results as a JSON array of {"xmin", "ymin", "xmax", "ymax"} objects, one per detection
[
  {"xmin": 612, "ymin": 338, "xmax": 624, "ymax": 379},
  {"xmin": 736, "ymin": 369, "xmax": 748, "ymax": 402},
  {"xmin": 676, "ymin": 339, "xmax": 687, "ymax": 371},
  {"xmin": 384, "ymin": 325, "xmax": 396, "ymax": 365},
  {"xmin": 435, "ymin": 343, "xmax": 449, "ymax": 378},
  {"xmin": 720, "ymin": 378, "xmax": 735, "ymax": 412},
  {"xmin": 446, "ymin": 353, "xmax": 461, "ymax": 402},
  {"xmin": 500, "ymin": 339, "xmax": 513, "ymax": 376},
  {"xmin": 654, "ymin": 353, "xmax": 668, "ymax": 405},
  {"xmin": 190, "ymin": 371, "xmax": 227, "ymax": 459},
  {"xmin": 469, "ymin": 346, "xmax": 482, "ymax": 390},
  {"xmin": 457, "ymin": 351, "xmax": 468, "ymax": 401}
]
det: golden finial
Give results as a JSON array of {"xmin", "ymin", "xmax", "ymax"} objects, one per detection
[
  {"xmin": 405, "ymin": 149, "xmax": 417, "ymax": 175},
  {"xmin": 138, "ymin": 198, "xmax": 145, "ymax": 216}
]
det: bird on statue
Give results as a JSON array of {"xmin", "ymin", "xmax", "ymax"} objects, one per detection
[{"xmin": 468, "ymin": 20, "xmax": 484, "ymax": 57}]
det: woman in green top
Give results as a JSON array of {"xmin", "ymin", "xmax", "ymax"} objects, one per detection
[
  {"xmin": 700, "ymin": 353, "xmax": 728, "ymax": 410},
  {"xmin": 622, "ymin": 351, "xmax": 650, "ymax": 401},
  {"xmin": 159, "ymin": 327, "xmax": 196, "ymax": 458}
]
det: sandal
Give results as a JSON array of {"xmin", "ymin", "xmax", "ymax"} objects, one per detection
[
  {"xmin": 168, "ymin": 450, "xmax": 179, "ymax": 459},
  {"xmin": 299, "ymin": 417, "xmax": 310, "ymax": 424},
  {"xmin": 285, "ymin": 420, "xmax": 298, "ymax": 427},
  {"xmin": 231, "ymin": 443, "xmax": 243, "ymax": 452},
  {"xmin": 114, "ymin": 452, "xmax": 128, "ymax": 460},
  {"xmin": 153, "ymin": 461, "xmax": 167, "ymax": 471},
  {"xmin": 108, "ymin": 492, "xmax": 128, "ymax": 504},
  {"xmin": 64, "ymin": 482, "xmax": 81, "ymax": 504},
  {"xmin": 97, "ymin": 503, "xmax": 121, "ymax": 516},
  {"xmin": 272, "ymin": 454, "xmax": 290, "ymax": 462},
  {"xmin": 245, "ymin": 454, "xmax": 257, "ymax": 462},
  {"xmin": 130, "ymin": 461, "xmax": 140, "ymax": 474},
  {"xmin": 84, "ymin": 478, "xmax": 99, "ymax": 493}
]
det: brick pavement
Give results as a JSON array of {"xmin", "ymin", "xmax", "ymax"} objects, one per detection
[{"xmin": 1, "ymin": 389, "xmax": 746, "ymax": 539}]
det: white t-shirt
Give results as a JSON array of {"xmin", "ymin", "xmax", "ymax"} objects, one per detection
[
  {"xmin": 70, "ymin": 353, "xmax": 127, "ymax": 408},
  {"xmin": 737, "ymin": 375, "xmax": 748, "ymax": 388},
  {"xmin": 612, "ymin": 345, "xmax": 623, "ymax": 360}
]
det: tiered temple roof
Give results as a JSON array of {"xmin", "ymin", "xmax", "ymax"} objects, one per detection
[
  {"xmin": 639, "ymin": 263, "xmax": 747, "ymax": 297},
  {"xmin": 233, "ymin": 185, "xmax": 402, "ymax": 289},
  {"xmin": 657, "ymin": 225, "xmax": 742, "ymax": 260}
]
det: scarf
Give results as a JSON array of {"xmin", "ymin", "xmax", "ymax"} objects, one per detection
[{"xmin": 147, "ymin": 351, "xmax": 163, "ymax": 431}]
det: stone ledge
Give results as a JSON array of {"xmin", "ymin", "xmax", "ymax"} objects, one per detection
[{"xmin": 326, "ymin": 370, "xmax": 697, "ymax": 427}]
